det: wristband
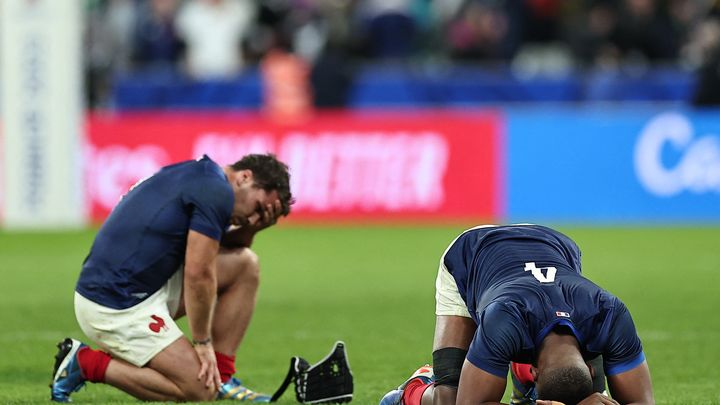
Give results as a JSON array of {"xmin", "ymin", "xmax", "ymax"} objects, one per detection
[{"xmin": 192, "ymin": 337, "xmax": 212, "ymax": 346}]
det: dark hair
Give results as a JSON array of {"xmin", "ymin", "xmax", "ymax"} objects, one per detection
[
  {"xmin": 230, "ymin": 154, "xmax": 294, "ymax": 216},
  {"xmin": 536, "ymin": 365, "xmax": 594, "ymax": 405}
]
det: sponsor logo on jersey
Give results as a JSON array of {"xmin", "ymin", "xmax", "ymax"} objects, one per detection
[{"xmin": 555, "ymin": 311, "xmax": 570, "ymax": 318}]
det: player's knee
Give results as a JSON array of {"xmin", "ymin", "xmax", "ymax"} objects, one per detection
[
  {"xmin": 433, "ymin": 347, "xmax": 467, "ymax": 388},
  {"xmin": 237, "ymin": 248, "xmax": 260, "ymax": 284},
  {"xmin": 227, "ymin": 248, "xmax": 261, "ymax": 285}
]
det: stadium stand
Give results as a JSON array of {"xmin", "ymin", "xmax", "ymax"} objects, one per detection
[{"xmin": 84, "ymin": 0, "xmax": 720, "ymax": 109}]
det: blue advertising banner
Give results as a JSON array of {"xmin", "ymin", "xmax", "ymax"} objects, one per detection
[{"xmin": 506, "ymin": 107, "xmax": 720, "ymax": 223}]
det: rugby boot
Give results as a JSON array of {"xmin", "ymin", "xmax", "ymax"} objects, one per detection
[
  {"xmin": 379, "ymin": 365, "xmax": 434, "ymax": 405},
  {"xmin": 50, "ymin": 338, "xmax": 87, "ymax": 402},
  {"xmin": 218, "ymin": 376, "xmax": 272, "ymax": 402}
]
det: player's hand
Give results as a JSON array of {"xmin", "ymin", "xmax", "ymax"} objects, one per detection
[
  {"xmin": 247, "ymin": 199, "xmax": 282, "ymax": 231},
  {"xmin": 194, "ymin": 342, "xmax": 222, "ymax": 392}
]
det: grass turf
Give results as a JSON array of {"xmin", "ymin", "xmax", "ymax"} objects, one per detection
[{"xmin": 0, "ymin": 225, "xmax": 718, "ymax": 404}]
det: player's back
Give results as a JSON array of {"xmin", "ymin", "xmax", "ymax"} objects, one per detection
[
  {"xmin": 77, "ymin": 156, "xmax": 232, "ymax": 309},
  {"xmin": 443, "ymin": 225, "xmax": 640, "ymax": 371},
  {"xmin": 442, "ymin": 224, "xmax": 584, "ymax": 319}
]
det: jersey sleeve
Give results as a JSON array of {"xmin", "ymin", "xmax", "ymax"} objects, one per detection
[
  {"xmin": 466, "ymin": 302, "xmax": 526, "ymax": 378},
  {"xmin": 602, "ymin": 300, "xmax": 646, "ymax": 376},
  {"xmin": 184, "ymin": 176, "xmax": 233, "ymax": 241}
]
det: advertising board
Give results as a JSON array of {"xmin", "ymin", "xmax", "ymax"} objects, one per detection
[
  {"xmin": 507, "ymin": 108, "xmax": 720, "ymax": 223},
  {"xmin": 87, "ymin": 111, "xmax": 503, "ymax": 223}
]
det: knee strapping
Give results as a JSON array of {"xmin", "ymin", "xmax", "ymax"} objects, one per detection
[{"xmin": 432, "ymin": 347, "xmax": 467, "ymax": 388}]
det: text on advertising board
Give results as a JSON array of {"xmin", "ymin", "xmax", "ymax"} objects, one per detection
[
  {"xmin": 635, "ymin": 112, "xmax": 720, "ymax": 197},
  {"xmin": 87, "ymin": 112, "xmax": 501, "ymax": 222}
]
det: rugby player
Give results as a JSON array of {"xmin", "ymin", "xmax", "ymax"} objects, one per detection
[
  {"xmin": 380, "ymin": 224, "xmax": 654, "ymax": 405},
  {"xmin": 50, "ymin": 154, "xmax": 293, "ymax": 402}
]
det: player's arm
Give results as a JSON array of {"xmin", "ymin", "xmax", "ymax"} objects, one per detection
[
  {"xmin": 456, "ymin": 360, "xmax": 507, "ymax": 405},
  {"xmin": 456, "ymin": 303, "xmax": 525, "ymax": 405},
  {"xmin": 601, "ymin": 299, "xmax": 654, "ymax": 404},
  {"xmin": 606, "ymin": 360, "xmax": 654, "ymax": 405},
  {"xmin": 184, "ymin": 229, "xmax": 222, "ymax": 389},
  {"xmin": 221, "ymin": 199, "xmax": 282, "ymax": 248},
  {"xmin": 185, "ymin": 229, "xmax": 219, "ymax": 341}
]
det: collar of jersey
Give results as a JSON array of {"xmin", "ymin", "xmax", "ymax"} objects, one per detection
[{"xmin": 534, "ymin": 318, "xmax": 585, "ymax": 349}]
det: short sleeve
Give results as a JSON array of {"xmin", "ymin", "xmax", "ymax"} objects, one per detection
[
  {"xmin": 466, "ymin": 302, "xmax": 526, "ymax": 378},
  {"xmin": 184, "ymin": 176, "xmax": 233, "ymax": 241},
  {"xmin": 602, "ymin": 300, "xmax": 646, "ymax": 376}
]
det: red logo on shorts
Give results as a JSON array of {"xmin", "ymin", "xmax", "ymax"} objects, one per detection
[{"xmin": 149, "ymin": 315, "xmax": 168, "ymax": 333}]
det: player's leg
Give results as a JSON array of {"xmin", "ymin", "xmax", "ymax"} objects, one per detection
[
  {"xmin": 510, "ymin": 362, "xmax": 536, "ymax": 404},
  {"xmin": 212, "ymin": 247, "xmax": 261, "ymax": 355},
  {"xmin": 168, "ymin": 247, "xmax": 270, "ymax": 401},
  {"xmin": 380, "ymin": 315, "xmax": 475, "ymax": 405},
  {"xmin": 171, "ymin": 247, "xmax": 260, "ymax": 355},
  {"xmin": 52, "ymin": 337, "xmax": 214, "ymax": 401},
  {"xmin": 52, "ymin": 283, "xmax": 213, "ymax": 402},
  {"xmin": 210, "ymin": 247, "xmax": 271, "ymax": 401},
  {"xmin": 426, "ymin": 315, "xmax": 476, "ymax": 405},
  {"xmin": 380, "ymin": 252, "xmax": 476, "ymax": 405},
  {"xmin": 104, "ymin": 337, "xmax": 214, "ymax": 401},
  {"xmin": 424, "ymin": 251, "xmax": 477, "ymax": 405}
]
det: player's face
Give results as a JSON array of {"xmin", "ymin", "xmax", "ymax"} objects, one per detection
[{"xmin": 231, "ymin": 175, "xmax": 279, "ymax": 226}]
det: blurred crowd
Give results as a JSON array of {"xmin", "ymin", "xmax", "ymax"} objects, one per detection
[{"xmin": 85, "ymin": 0, "xmax": 720, "ymax": 108}]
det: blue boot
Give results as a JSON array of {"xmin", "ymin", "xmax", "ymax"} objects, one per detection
[
  {"xmin": 50, "ymin": 338, "xmax": 87, "ymax": 402},
  {"xmin": 218, "ymin": 376, "xmax": 272, "ymax": 402}
]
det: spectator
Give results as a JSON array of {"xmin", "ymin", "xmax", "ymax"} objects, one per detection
[
  {"xmin": 522, "ymin": 0, "xmax": 564, "ymax": 44},
  {"xmin": 304, "ymin": 0, "xmax": 356, "ymax": 108},
  {"xmin": 356, "ymin": 0, "xmax": 418, "ymax": 59},
  {"xmin": 613, "ymin": 0, "xmax": 679, "ymax": 62},
  {"xmin": 567, "ymin": 1, "xmax": 621, "ymax": 68},
  {"xmin": 445, "ymin": 1, "xmax": 513, "ymax": 61},
  {"xmin": 84, "ymin": 0, "xmax": 137, "ymax": 108},
  {"xmin": 132, "ymin": 0, "xmax": 183, "ymax": 70},
  {"xmin": 175, "ymin": 0, "xmax": 257, "ymax": 79},
  {"xmin": 261, "ymin": 31, "xmax": 313, "ymax": 123},
  {"xmin": 311, "ymin": 40, "xmax": 354, "ymax": 108},
  {"xmin": 691, "ymin": 18, "xmax": 720, "ymax": 106}
]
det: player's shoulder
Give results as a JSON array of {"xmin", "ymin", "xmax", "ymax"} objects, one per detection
[
  {"xmin": 479, "ymin": 300, "xmax": 526, "ymax": 331},
  {"xmin": 473, "ymin": 300, "xmax": 530, "ymax": 362},
  {"xmin": 181, "ymin": 156, "xmax": 233, "ymax": 201},
  {"xmin": 186, "ymin": 156, "xmax": 230, "ymax": 185}
]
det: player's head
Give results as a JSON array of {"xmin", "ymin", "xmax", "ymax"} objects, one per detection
[
  {"xmin": 535, "ymin": 366, "xmax": 593, "ymax": 404},
  {"xmin": 532, "ymin": 326, "xmax": 594, "ymax": 405},
  {"xmin": 229, "ymin": 154, "xmax": 294, "ymax": 219}
]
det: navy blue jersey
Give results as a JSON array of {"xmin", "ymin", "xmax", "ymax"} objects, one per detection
[
  {"xmin": 76, "ymin": 156, "xmax": 233, "ymax": 309},
  {"xmin": 443, "ymin": 225, "xmax": 645, "ymax": 378}
]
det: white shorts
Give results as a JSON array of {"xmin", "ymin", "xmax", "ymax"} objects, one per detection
[
  {"xmin": 435, "ymin": 225, "xmax": 503, "ymax": 318},
  {"xmin": 435, "ymin": 260, "xmax": 472, "ymax": 318},
  {"xmin": 74, "ymin": 269, "xmax": 185, "ymax": 367}
]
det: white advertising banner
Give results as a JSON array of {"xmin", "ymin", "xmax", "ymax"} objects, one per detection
[{"xmin": 0, "ymin": 0, "xmax": 85, "ymax": 228}]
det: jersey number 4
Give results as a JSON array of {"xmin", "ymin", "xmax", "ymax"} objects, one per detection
[{"xmin": 524, "ymin": 262, "xmax": 556, "ymax": 283}]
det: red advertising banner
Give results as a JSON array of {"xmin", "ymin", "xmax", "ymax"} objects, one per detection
[{"xmin": 87, "ymin": 111, "xmax": 503, "ymax": 223}]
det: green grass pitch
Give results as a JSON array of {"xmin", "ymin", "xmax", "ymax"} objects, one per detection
[{"xmin": 1, "ymin": 225, "xmax": 719, "ymax": 404}]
